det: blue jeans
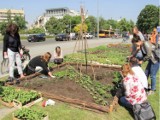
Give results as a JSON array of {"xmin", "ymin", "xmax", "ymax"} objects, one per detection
[
  {"xmin": 120, "ymin": 96, "xmax": 133, "ymax": 109},
  {"xmin": 145, "ymin": 60, "xmax": 160, "ymax": 91}
]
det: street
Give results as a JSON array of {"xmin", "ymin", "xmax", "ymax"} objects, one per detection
[{"xmin": 0, "ymin": 38, "xmax": 126, "ymax": 77}]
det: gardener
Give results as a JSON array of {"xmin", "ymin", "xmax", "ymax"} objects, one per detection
[
  {"xmin": 132, "ymin": 34, "xmax": 159, "ymax": 95},
  {"xmin": 120, "ymin": 63, "xmax": 147, "ymax": 109},
  {"xmin": 53, "ymin": 46, "xmax": 63, "ymax": 64},
  {"xmin": 23, "ymin": 52, "xmax": 55, "ymax": 78}
]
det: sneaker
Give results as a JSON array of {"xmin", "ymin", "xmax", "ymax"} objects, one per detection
[
  {"xmin": 14, "ymin": 79, "xmax": 20, "ymax": 84},
  {"xmin": 5, "ymin": 77, "xmax": 14, "ymax": 83},
  {"xmin": 147, "ymin": 90, "xmax": 155, "ymax": 95}
]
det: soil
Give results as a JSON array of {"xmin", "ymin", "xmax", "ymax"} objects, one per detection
[{"xmin": 15, "ymin": 64, "xmax": 120, "ymax": 105}]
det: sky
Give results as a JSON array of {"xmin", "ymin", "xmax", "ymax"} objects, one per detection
[{"xmin": 0, "ymin": 0, "xmax": 159, "ymax": 25}]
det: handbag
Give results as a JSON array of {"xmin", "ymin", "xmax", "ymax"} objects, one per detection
[{"xmin": 133, "ymin": 101, "xmax": 156, "ymax": 120}]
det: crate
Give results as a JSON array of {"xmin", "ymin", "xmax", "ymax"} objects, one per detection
[
  {"xmin": 13, "ymin": 92, "xmax": 43, "ymax": 109},
  {"xmin": 0, "ymin": 98, "xmax": 14, "ymax": 108}
]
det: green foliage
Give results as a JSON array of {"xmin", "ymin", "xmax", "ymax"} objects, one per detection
[
  {"xmin": 0, "ymin": 22, "xmax": 8, "ymax": 35},
  {"xmin": 27, "ymin": 27, "xmax": 45, "ymax": 34},
  {"xmin": 137, "ymin": 5, "xmax": 159, "ymax": 33},
  {"xmin": 85, "ymin": 16, "xmax": 97, "ymax": 32},
  {"xmin": 64, "ymin": 45, "xmax": 130, "ymax": 65},
  {"xmin": 14, "ymin": 15, "xmax": 27, "ymax": 30},
  {"xmin": 53, "ymin": 66, "xmax": 113, "ymax": 105},
  {"xmin": 0, "ymin": 86, "xmax": 39, "ymax": 104},
  {"xmin": 117, "ymin": 18, "xmax": 134, "ymax": 32},
  {"xmin": 113, "ymin": 71, "xmax": 122, "ymax": 83},
  {"xmin": 14, "ymin": 108, "xmax": 46, "ymax": 120}
]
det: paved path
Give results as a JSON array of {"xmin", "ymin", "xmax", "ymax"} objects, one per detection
[{"xmin": 0, "ymin": 107, "xmax": 17, "ymax": 120}]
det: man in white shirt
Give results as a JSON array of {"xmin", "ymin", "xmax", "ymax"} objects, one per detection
[{"xmin": 129, "ymin": 57, "xmax": 148, "ymax": 90}]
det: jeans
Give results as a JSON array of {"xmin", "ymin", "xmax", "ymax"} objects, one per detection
[
  {"xmin": 120, "ymin": 96, "xmax": 133, "ymax": 109},
  {"xmin": 145, "ymin": 60, "xmax": 160, "ymax": 91},
  {"xmin": 8, "ymin": 48, "xmax": 23, "ymax": 78}
]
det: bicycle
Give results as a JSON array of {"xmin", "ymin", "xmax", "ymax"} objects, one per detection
[
  {"xmin": 122, "ymin": 36, "xmax": 129, "ymax": 43},
  {"xmin": 0, "ymin": 45, "xmax": 31, "ymax": 75}
]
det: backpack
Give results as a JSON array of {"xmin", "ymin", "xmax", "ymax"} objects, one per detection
[
  {"xmin": 152, "ymin": 43, "xmax": 160, "ymax": 61},
  {"xmin": 133, "ymin": 102, "xmax": 156, "ymax": 120}
]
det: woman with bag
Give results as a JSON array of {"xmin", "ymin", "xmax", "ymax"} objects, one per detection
[
  {"xmin": 120, "ymin": 64, "xmax": 147, "ymax": 109},
  {"xmin": 132, "ymin": 34, "xmax": 159, "ymax": 95}
]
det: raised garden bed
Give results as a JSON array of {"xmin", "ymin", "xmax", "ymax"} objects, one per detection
[
  {"xmin": 14, "ymin": 63, "xmax": 122, "ymax": 112},
  {"xmin": 13, "ymin": 108, "xmax": 48, "ymax": 120},
  {"xmin": 0, "ymin": 86, "xmax": 42, "ymax": 108}
]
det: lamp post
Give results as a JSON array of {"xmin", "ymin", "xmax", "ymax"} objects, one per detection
[
  {"xmin": 70, "ymin": 19, "xmax": 71, "ymax": 33},
  {"xmin": 97, "ymin": 0, "xmax": 99, "ymax": 40}
]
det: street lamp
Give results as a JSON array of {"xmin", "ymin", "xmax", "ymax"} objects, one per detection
[{"xmin": 97, "ymin": 0, "xmax": 99, "ymax": 40}]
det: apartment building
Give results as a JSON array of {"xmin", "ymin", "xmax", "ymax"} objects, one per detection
[{"xmin": 0, "ymin": 9, "xmax": 24, "ymax": 22}]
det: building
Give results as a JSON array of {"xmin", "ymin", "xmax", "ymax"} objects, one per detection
[
  {"xmin": 0, "ymin": 9, "xmax": 24, "ymax": 23},
  {"xmin": 33, "ymin": 7, "xmax": 80, "ymax": 28}
]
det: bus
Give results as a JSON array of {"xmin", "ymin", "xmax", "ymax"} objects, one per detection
[{"xmin": 99, "ymin": 30, "xmax": 115, "ymax": 38}]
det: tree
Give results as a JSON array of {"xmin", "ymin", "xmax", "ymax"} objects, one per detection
[
  {"xmin": 0, "ymin": 21, "xmax": 7, "ymax": 35},
  {"xmin": 137, "ymin": 5, "xmax": 159, "ymax": 33},
  {"xmin": 27, "ymin": 27, "xmax": 45, "ymax": 34},
  {"xmin": 7, "ymin": 10, "xmax": 12, "ymax": 23},
  {"xmin": 85, "ymin": 16, "xmax": 97, "ymax": 33},
  {"xmin": 117, "ymin": 18, "xmax": 134, "ymax": 33},
  {"xmin": 73, "ymin": 23, "xmax": 88, "ymax": 33},
  {"xmin": 45, "ymin": 17, "xmax": 59, "ymax": 34},
  {"xmin": 14, "ymin": 15, "xmax": 27, "ymax": 30}
]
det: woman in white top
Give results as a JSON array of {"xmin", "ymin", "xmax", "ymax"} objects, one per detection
[
  {"xmin": 53, "ymin": 46, "xmax": 63, "ymax": 64},
  {"xmin": 129, "ymin": 57, "xmax": 148, "ymax": 90}
]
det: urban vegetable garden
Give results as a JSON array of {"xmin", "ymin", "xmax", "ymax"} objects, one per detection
[{"xmin": 1, "ymin": 43, "xmax": 152, "ymax": 120}]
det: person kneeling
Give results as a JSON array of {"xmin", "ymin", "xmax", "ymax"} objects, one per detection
[
  {"xmin": 53, "ymin": 46, "xmax": 63, "ymax": 64},
  {"xmin": 23, "ymin": 52, "xmax": 55, "ymax": 78},
  {"xmin": 120, "ymin": 64, "xmax": 147, "ymax": 110}
]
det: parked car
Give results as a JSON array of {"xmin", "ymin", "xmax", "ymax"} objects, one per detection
[
  {"xmin": 83, "ymin": 33, "xmax": 93, "ymax": 39},
  {"xmin": 28, "ymin": 34, "xmax": 45, "ymax": 42},
  {"xmin": 55, "ymin": 34, "xmax": 70, "ymax": 41}
]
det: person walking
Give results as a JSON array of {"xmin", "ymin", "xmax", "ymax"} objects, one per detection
[{"xmin": 3, "ymin": 23, "xmax": 24, "ymax": 81}]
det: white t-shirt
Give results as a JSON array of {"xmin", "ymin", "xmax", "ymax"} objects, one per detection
[
  {"xmin": 53, "ymin": 50, "xmax": 63, "ymax": 59},
  {"xmin": 132, "ymin": 66, "xmax": 148, "ymax": 89}
]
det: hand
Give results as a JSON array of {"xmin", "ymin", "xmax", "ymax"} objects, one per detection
[
  {"xmin": 139, "ymin": 60, "xmax": 143, "ymax": 64},
  {"xmin": 4, "ymin": 52, "xmax": 8, "ymax": 58}
]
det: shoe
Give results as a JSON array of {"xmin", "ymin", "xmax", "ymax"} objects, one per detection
[
  {"xmin": 5, "ymin": 77, "xmax": 14, "ymax": 83},
  {"xmin": 14, "ymin": 79, "xmax": 20, "ymax": 84},
  {"xmin": 147, "ymin": 90, "xmax": 155, "ymax": 95}
]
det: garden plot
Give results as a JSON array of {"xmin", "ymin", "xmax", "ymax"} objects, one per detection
[{"xmin": 15, "ymin": 63, "xmax": 122, "ymax": 112}]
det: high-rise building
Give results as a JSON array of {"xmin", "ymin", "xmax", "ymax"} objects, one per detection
[{"xmin": 0, "ymin": 9, "xmax": 25, "ymax": 23}]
